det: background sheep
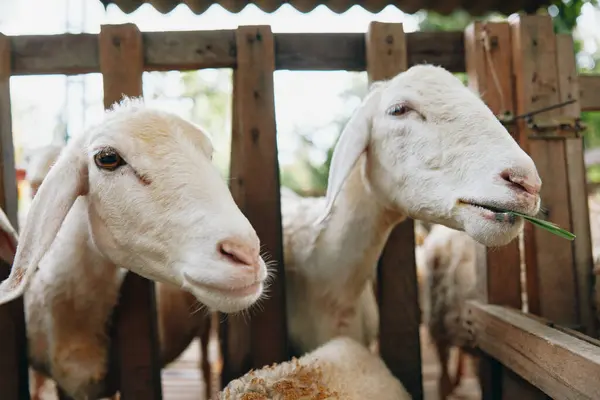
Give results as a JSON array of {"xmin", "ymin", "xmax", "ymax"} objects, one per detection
[
  {"xmin": 281, "ymin": 64, "xmax": 542, "ymax": 359},
  {"xmin": 22, "ymin": 143, "xmax": 65, "ymax": 197},
  {"xmin": 20, "ymin": 143, "xmax": 215, "ymax": 400},
  {"xmin": 419, "ymin": 224, "xmax": 477, "ymax": 399},
  {"xmin": 218, "ymin": 336, "xmax": 412, "ymax": 400},
  {"xmin": 0, "ymin": 98, "xmax": 269, "ymax": 400}
]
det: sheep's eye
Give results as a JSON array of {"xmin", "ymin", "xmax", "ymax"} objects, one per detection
[
  {"xmin": 387, "ymin": 104, "xmax": 411, "ymax": 116},
  {"xmin": 94, "ymin": 147, "xmax": 126, "ymax": 171}
]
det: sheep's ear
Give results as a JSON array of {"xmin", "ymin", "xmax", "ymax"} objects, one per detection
[
  {"xmin": 314, "ymin": 87, "xmax": 380, "ymax": 226},
  {"xmin": 0, "ymin": 138, "xmax": 88, "ymax": 304},
  {"xmin": 0, "ymin": 208, "xmax": 18, "ymax": 265}
]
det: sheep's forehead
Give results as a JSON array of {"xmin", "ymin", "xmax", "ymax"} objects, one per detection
[
  {"xmin": 382, "ymin": 65, "xmax": 485, "ymax": 114},
  {"xmin": 89, "ymin": 108, "xmax": 214, "ymax": 159}
]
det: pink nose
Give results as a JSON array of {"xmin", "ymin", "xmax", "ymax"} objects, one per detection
[
  {"xmin": 217, "ymin": 238, "xmax": 261, "ymax": 273},
  {"xmin": 500, "ymin": 169, "xmax": 541, "ymax": 196}
]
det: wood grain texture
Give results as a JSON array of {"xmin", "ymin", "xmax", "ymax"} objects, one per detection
[
  {"xmin": 464, "ymin": 21, "xmax": 527, "ymax": 400},
  {"xmin": 221, "ymin": 25, "xmax": 287, "ymax": 384},
  {"xmin": 99, "ymin": 23, "xmax": 163, "ymax": 400},
  {"xmin": 0, "ymin": 33, "xmax": 30, "ymax": 400},
  {"xmin": 219, "ymin": 69, "xmax": 252, "ymax": 386},
  {"xmin": 6, "ymin": 28, "xmax": 600, "ymax": 111},
  {"xmin": 510, "ymin": 15, "xmax": 579, "ymax": 328},
  {"xmin": 556, "ymin": 34, "xmax": 597, "ymax": 338},
  {"xmin": 466, "ymin": 301, "xmax": 600, "ymax": 400},
  {"xmin": 366, "ymin": 21, "xmax": 423, "ymax": 400},
  {"xmin": 465, "ymin": 21, "xmax": 522, "ymax": 310},
  {"xmin": 8, "ymin": 30, "xmax": 466, "ymax": 75}
]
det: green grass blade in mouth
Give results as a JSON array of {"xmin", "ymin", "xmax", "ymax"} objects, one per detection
[{"xmin": 503, "ymin": 210, "xmax": 576, "ymax": 241}]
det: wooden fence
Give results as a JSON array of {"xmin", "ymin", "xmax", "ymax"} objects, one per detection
[{"xmin": 0, "ymin": 12, "xmax": 600, "ymax": 400}]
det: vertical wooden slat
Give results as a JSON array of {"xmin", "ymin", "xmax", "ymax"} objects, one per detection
[
  {"xmin": 465, "ymin": 21, "xmax": 523, "ymax": 314},
  {"xmin": 556, "ymin": 34, "xmax": 597, "ymax": 338},
  {"xmin": 221, "ymin": 25, "xmax": 287, "ymax": 383},
  {"xmin": 366, "ymin": 21, "xmax": 422, "ymax": 400},
  {"xmin": 219, "ymin": 69, "xmax": 253, "ymax": 385},
  {"xmin": 465, "ymin": 21, "xmax": 548, "ymax": 400},
  {"xmin": 464, "ymin": 21, "xmax": 521, "ymax": 400},
  {"xmin": 510, "ymin": 14, "xmax": 579, "ymax": 328},
  {"xmin": 0, "ymin": 33, "xmax": 30, "ymax": 400},
  {"xmin": 99, "ymin": 23, "xmax": 163, "ymax": 400}
]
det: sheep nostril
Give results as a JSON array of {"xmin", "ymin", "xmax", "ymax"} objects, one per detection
[
  {"xmin": 500, "ymin": 170, "xmax": 541, "ymax": 196},
  {"xmin": 217, "ymin": 239, "xmax": 259, "ymax": 270},
  {"xmin": 220, "ymin": 245, "xmax": 241, "ymax": 264}
]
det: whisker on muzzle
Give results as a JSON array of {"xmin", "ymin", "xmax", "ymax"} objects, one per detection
[{"xmin": 536, "ymin": 205, "xmax": 549, "ymax": 219}]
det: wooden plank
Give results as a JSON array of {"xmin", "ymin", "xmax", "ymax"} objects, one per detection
[
  {"xmin": 580, "ymin": 75, "xmax": 600, "ymax": 112},
  {"xmin": 0, "ymin": 37, "xmax": 19, "ymax": 231},
  {"xmin": 556, "ymin": 34, "xmax": 597, "ymax": 338},
  {"xmin": 366, "ymin": 22, "xmax": 423, "ymax": 400},
  {"xmin": 510, "ymin": 14, "xmax": 579, "ymax": 328},
  {"xmin": 464, "ymin": 21, "xmax": 528, "ymax": 400},
  {"xmin": 99, "ymin": 23, "xmax": 163, "ymax": 400},
  {"xmin": 222, "ymin": 25, "xmax": 287, "ymax": 382},
  {"xmin": 219, "ymin": 69, "xmax": 253, "ymax": 385},
  {"xmin": 8, "ymin": 30, "xmax": 465, "ymax": 75},
  {"xmin": 465, "ymin": 21, "xmax": 522, "ymax": 311},
  {"xmin": 0, "ymin": 33, "xmax": 30, "ymax": 400},
  {"xmin": 466, "ymin": 301, "xmax": 600, "ymax": 400}
]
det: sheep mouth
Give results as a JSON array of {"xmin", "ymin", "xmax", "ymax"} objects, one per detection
[
  {"xmin": 458, "ymin": 200, "xmax": 525, "ymax": 223},
  {"xmin": 183, "ymin": 273, "xmax": 262, "ymax": 298}
]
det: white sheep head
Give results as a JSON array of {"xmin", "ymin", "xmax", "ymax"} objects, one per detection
[
  {"xmin": 22, "ymin": 143, "xmax": 65, "ymax": 197},
  {"xmin": 0, "ymin": 98, "xmax": 268, "ymax": 313},
  {"xmin": 318, "ymin": 64, "xmax": 541, "ymax": 247}
]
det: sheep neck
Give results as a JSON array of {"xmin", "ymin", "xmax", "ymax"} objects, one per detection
[
  {"xmin": 316, "ymin": 154, "xmax": 406, "ymax": 301},
  {"xmin": 52, "ymin": 197, "xmax": 123, "ymax": 288}
]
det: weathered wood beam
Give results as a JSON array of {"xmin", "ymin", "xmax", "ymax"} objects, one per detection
[
  {"xmin": 466, "ymin": 301, "xmax": 600, "ymax": 400},
  {"xmin": 220, "ymin": 25, "xmax": 287, "ymax": 385},
  {"xmin": 464, "ymin": 20, "xmax": 529, "ymax": 400},
  {"xmin": 8, "ymin": 29, "xmax": 600, "ymax": 112},
  {"xmin": 366, "ymin": 21, "xmax": 423, "ymax": 400},
  {"xmin": 0, "ymin": 32, "xmax": 29, "ymax": 400},
  {"xmin": 7, "ymin": 30, "xmax": 465, "ymax": 75},
  {"xmin": 510, "ymin": 14, "xmax": 579, "ymax": 328},
  {"xmin": 99, "ymin": 23, "xmax": 163, "ymax": 399}
]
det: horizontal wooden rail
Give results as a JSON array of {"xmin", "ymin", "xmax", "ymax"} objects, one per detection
[
  {"xmin": 9, "ymin": 29, "xmax": 600, "ymax": 111},
  {"xmin": 465, "ymin": 300, "xmax": 600, "ymax": 400},
  {"xmin": 8, "ymin": 30, "xmax": 465, "ymax": 74}
]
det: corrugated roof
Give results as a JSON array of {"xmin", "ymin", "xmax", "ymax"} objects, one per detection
[{"xmin": 99, "ymin": 0, "xmax": 553, "ymax": 17}]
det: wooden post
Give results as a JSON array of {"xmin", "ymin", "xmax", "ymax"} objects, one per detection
[
  {"xmin": 0, "ymin": 33, "xmax": 30, "ymax": 400},
  {"xmin": 221, "ymin": 25, "xmax": 287, "ymax": 384},
  {"xmin": 510, "ymin": 14, "xmax": 580, "ymax": 329},
  {"xmin": 366, "ymin": 22, "xmax": 423, "ymax": 400},
  {"xmin": 465, "ymin": 22, "xmax": 523, "ymax": 310},
  {"xmin": 465, "ymin": 21, "xmax": 548, "ymax": 400},
  {"xmin": 99, "ymin": 23, "xmax": 163, "ymax": 400},
  {"xmin": 464, "ymin": 21, "xmax": 520, "ymax": 400},
  {"xmin": 556, "ymin": 34, "xmax": 597, "ymax": 338}
]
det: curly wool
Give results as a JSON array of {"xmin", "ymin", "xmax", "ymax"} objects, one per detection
[{"xmin": 218, "ymin": 337, "xmax": 411, "ymax": 400}]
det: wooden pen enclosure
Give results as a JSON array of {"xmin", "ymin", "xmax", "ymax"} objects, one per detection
[{"xmin": 1, "ymin": 12, "xmax": 600, "ymax": 400}]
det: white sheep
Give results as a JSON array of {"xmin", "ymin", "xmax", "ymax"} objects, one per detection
[
  {"xmin": 418, "ymin": 224, "xmax": 477, "ymax": 399},
  {"xmin": 20, "ymin": 142, "xmax": 215, "ymax": 400},
  {"xmin": 281, "ymin": 64, "xmax": 542, "ymax": 358},
  {"xmin": 422, "ymin": 195, "xmax": 600, "ymax": 399},
  {"xmin": 22, "ymin": 142, "xmax": 65, "ymax": 197},
  {"xmin": 0, "ymin": 97, "xmax": 269, "ymax": 400},
  {"xmin": 218, "ymin": 336, "xmax": 412, "ymax": 400}
]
